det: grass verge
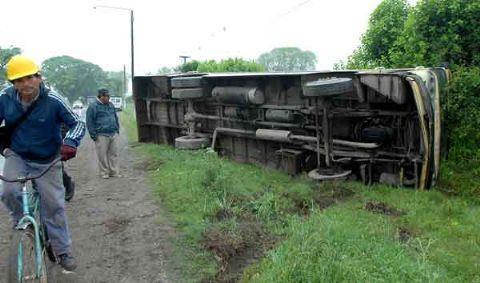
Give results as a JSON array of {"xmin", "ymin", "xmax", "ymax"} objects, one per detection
[
  {"xmin": 243, "ymin": 187, "xmax": 480, "ymax": 282},
  {"xmin": 120, "ymin": 105, "xmax": 479, "ymax": 282}
]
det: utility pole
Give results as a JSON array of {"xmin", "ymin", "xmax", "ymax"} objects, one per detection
[
  {"xmin": 179, "ymin": 55, "xmax": 190, "ymax": 65},
  {"xmin": 94, "ymin": 5, "xmax": 134, "ymax": 94},
  {"xmin": 130, "ymin": 8, "xmax": 134, "ymax": 86}
]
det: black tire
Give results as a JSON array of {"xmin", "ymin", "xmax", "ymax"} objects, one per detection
[
  {"xmin": 303, "ymin": 78, "xmax": 354, "ymax": 97},
  {"xmin": 175, "ymin": 136, "xmax": 210, "ymax": 150},
  {"xmin": 172, "ymin": 88, "xmax": 204, "ymax": 99},
  {"xmin": 8, "ymin": 229, "xmax": 53, "ymax": 283},
  {"xmin": 171, "ymin": 76, "xmax": 204, "ymax": 88}
]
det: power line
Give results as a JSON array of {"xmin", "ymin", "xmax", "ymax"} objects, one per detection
[
  {"xmin": 274, "ymin": 0, "xmax": 314, "ymax": 21},
  {"xmin": 192, "ymin": 1, "xmax": 314, "ymax": 60}
]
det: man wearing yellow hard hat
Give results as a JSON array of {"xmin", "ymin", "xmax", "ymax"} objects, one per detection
[{"xmin": 0, "ymin": 55, "xmax": 85, "ymax": 271}]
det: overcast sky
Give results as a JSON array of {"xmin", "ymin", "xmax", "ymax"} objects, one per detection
[{"xmin": 1, "ymin": 0, "xmax": 405, "ymax": 75}]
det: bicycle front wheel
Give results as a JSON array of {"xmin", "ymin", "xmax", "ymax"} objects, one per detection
[{"xmin": 7, "ymin": 229, "xmax": 48, "ymax": 283}]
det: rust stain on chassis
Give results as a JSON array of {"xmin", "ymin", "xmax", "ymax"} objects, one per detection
[{"xmin": 133, "ymin": 68, "xmax": 450, "ymax": 189}]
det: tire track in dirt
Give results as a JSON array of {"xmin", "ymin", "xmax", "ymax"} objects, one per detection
[{"xmin": 0, "ymin": 130, "xmax": 179, "ymax": 282}]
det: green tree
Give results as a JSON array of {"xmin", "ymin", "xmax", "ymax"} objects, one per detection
[
  {"xmin": 258, "ymin": 47, "xmax": 316, "ymax": 72},
  {"xmin": 175, "ymin": 58, "xmax": 263, "ymax": 73},
  {"xmin": 347, "ymin": 0, "xmax": 410, "ymax": 69},
  {"xmin": 333, "ymin": 60, "xmax": 347, "ymax": 70},
  {"xmin": 157, "ymin": 66, "xmax": 173, "ymax": 74},
  {"xmin": 197, "ymin": 58, "xmax": 264, "ymax": 72},
  {"xmin": 104, "ymin": 71, "xmax": 125, "ymax": 97},
  {"xmin": 41, "ymin": 56, "xmax": 108, "ymax": 102},
  {"xmin": 390, "ymin": 0, "xmax": 480, "ymax": 67},
  {"xmin": 176, "ymin": 60, "xmax": 200, "ymax": 73},
  {"xmin": 0, "ymin": 46, "xmax": 22, "ymax": 84}
]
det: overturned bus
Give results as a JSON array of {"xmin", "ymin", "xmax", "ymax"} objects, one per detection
[{"xmin": 133, "ymin": 68, "xmax": 450, "ymax": 189}]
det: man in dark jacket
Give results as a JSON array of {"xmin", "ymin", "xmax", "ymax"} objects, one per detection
[
  {"xmin": 0, "ymin": 55, "xmax": 85, "ymax": 271},
  {"xmin": 86, "ymin": 88, "xmax": 121, "ymax": 179}
]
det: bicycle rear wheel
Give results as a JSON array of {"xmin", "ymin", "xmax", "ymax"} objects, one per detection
[{"xmin": 7, "ymin": 229, "xmax": 49, "ymax": 283}]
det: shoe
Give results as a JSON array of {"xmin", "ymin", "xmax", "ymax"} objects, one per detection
[
  {"xmin": 58, "ymin": 253, "xmax": 77, "ymax": 271},
  {"xmin": 109, "ymin": 173, "xmax": 122, "ymax": 178},
  {"xmin": 46, "ymin": 243, "xmax": 57, "ymax": 263},
  {"xmin": 101, "ymin": 174, "xmax": 109, "ymax": 179}
]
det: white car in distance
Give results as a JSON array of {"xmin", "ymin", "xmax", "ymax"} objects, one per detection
[{"xmin": 72, "ymin": 101, "xmax": 85, "ymax": 121}]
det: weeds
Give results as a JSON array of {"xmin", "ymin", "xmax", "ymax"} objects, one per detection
[
  {"xmin": 410, "ymin": 237, "xmax": 436, "ymax": 264},
  {"xmin": 120, "ymin": 107, "xmax": 480, "ymax": 282}
]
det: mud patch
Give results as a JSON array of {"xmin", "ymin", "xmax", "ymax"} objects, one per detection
[
  {"xmin": 214, "ymin": 208, "xmax": 234, "ymax": 221},
  {"xmin": 104, "ymin": 216, "xmax": 131, "ymax": 235},
  {"xmin": 282, "ymin": 183, "xmax": 355, "ymax": 216},
  {"xmin": 397, "ymin": 227, "xmax": 413, "ymax": 243},
  {"xmin": 364, "ymin": 201, "xmax": 405, "ymax": 216},
  {"xmin": 313, "ymin": 183, "xmax": 355, "ymax": 210},
  {"xmin": 202, "ymin": 220, "xmax": 277, "ymax": 282},
  {"xmin": 203, "ymin": 228, "xmax": 245, "ymax": 263},
  {"xmin": 291, "ymin": 198, "xmax": 311, "ymax": 216}
]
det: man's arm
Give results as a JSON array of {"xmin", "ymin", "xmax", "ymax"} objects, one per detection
[
  {"xmin": 0, "ymin": 88, "xmax": 8, "ymax": 124},
  {"xmin": 50, "ymin": 92, "xmax": 86, "ymax": 147},
  {"xmin": 112, "ymin": 103, "xmax": 120, "ymax": 133},
  {"xmin": 85, "ymin": 104, "xmax": 97, "ymax": 141}
]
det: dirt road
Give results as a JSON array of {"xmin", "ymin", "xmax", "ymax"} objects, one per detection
[{"xmin": 0, "ymin": 131, "xmax": 178, "ymax": 282}]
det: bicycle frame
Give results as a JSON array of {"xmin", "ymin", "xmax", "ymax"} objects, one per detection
[
  {"xmin": 14, "ymin": 177, "xmax": 44, "ymax": 279},
  {"xmin": 1, "ymin": 157, "xmax": 61, "ymax": 281}
]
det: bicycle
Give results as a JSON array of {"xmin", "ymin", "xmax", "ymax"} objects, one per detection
[{"xmin": 1, "ymin": 157, "xmax": 61, "ymax": 282}]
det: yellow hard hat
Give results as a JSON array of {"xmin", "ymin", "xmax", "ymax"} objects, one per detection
[{"xmin": 6, "ymin": 55, "xmax": 40, "ymax": 81}]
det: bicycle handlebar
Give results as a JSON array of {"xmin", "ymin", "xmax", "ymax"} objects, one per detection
[{"xmin": 0, "ymin": 157, "xmax": 62, "ymax": 183}]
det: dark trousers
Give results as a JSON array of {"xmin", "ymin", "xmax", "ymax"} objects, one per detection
[{"xmin": 62, "ymin": 163, "xmax": 75, "ymax": 202}]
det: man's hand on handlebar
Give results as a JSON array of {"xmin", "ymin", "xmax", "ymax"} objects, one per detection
[{"xmin": 61, "ymin": 144, "xmax": 77, "ymax": 161}]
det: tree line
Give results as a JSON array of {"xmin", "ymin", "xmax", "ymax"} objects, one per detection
[
  {"xmin": 0, "ymin": 49, "xmax": 125, "ymax": 104},
  {"xmin": 345, "ymin": 0, "xmax": 479, "ymax": 69},
  {"xmin": 0, "ymin": 46, "xmax": 317, "ymax": 103},
  {"xmin": 157, "ymin": 47, "xmax": 317, "ymax": 74}
]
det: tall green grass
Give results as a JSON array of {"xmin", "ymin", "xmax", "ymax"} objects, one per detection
[
  {"xmin": 120, "ymin": 107, "xmax": 480, "ymax": 282},
  {"xmin": 244, "ymin": 187, "xmax": 480, "ymax": 282},
  {"xmin": 244, "ymin": 209, "xmax": 443, "ymax": 282},
  {"xmin": 119, "ymin": 102, "xmax": 138, "ymax": 142}
]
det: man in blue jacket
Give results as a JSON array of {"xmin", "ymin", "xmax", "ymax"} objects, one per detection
[
  {"xmin": 86, "ymin": 88, "xmax": 120, "ymax": 179},
  {"xmin": 0, "ymin": 55, "xmax": 85, "ymax": 271}
]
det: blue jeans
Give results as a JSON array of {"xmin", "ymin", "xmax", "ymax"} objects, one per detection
[{"xmin": 0, "ymin": 149, "xmax": 72, "ymax": 255}]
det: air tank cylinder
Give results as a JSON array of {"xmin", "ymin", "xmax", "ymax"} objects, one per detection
[
  {"xmin": 255, "ymin": 129, "xmax": 291, "ymax": 142},
  {"xmin": 212, "ymin": 87, "xmax": 265, "ymax": 105},
  {"xmin": 265, "ymin": 109, "xmax": 295, "ymax": 123}
]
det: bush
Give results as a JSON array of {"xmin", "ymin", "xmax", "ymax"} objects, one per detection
[
  {"xmin": 438, "ymin": 66, "xmax": 480, "ymax": 200},
  {"xmin": 197, "ymin": 58, "xmax": 264, "ymax": 73},
  {"xmin": 389, "ymin": 0, "xmax": 480, "ymax": 68},
  {"xmin": 444, "ymin": 67, "xmax": 480, "ymax": 162},
  {"xmin": 175, "ymin": 58, "xmax": 264, "ymax": 73}
]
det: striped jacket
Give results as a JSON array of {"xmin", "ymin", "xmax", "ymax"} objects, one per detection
[{"xmin": 0, "ymin": 84, "xmax": 85, "ymax": 162}]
